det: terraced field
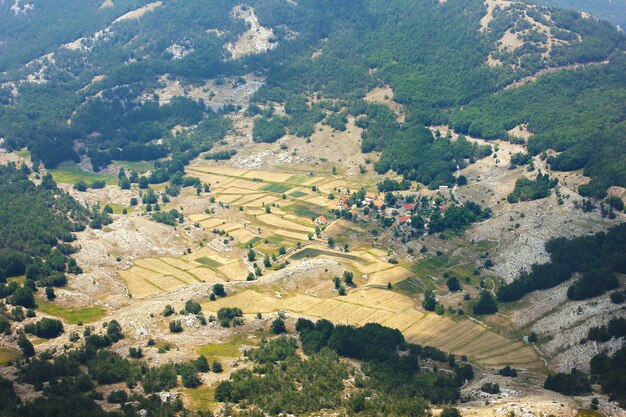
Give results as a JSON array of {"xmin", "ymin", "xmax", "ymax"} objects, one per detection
[
  {"xmin": 118, "ymin": 165, "xmax": 541, "ymax": 371},
  {"xmin": 204, "ymin": 287, "xmax": 542, "ymax": 369}
]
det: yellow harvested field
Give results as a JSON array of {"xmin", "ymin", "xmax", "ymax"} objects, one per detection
[
  {"xmin": 135, "ymin": 258, "xmax": 200, "ymax": 283},
  {"xmin": 229, "ymin": 228, "xmax": 259, "ymax": 244},
  {"xmin": 405, "ymin": 314, "xmax": 457, "ymax": 342},
  {"xmin": 257, "ymin": 214, "xmax": 315, "ymax": 233},
  {"xmin": 188, "ymin": 267, "xmax": 221, "ymax": 282},
  {"xmin": 221, "ymin": 222, "xmax": 244, "ymax": 232},
  {"xmin": 300, "ymin": 176, "xmax": 328, "ymax": 186},
  {"xmin": 199, "ymin": 218, "xmax": 227, "ymax": 229},
  {"xmin": 160, "ymin": 257, "xmax": 195, "ymax": 271},
  {"xmin": 220, "ymin": 186, "xmax": 257, "ymax": 195},
  {"xmin": 303, "ymin": 195, "xmax": 336, "ymax": 207},
  {"xmin": 367, "ymin": 266, "xmax": 414, "ymax": 285},
  {"xmin": 227, "ymin": 179, "xmax": 267, "ymax": 190},
  {"xmin": 217, "ymin": 262, "xmax": 250, "ymax": 280},
  {"xmin": 367, "ymin": 248, "xmax": 389, "ymax": 257},
  {"xmin": 274, "ymin": 229, "xmax": 311, "ymax": 241},
  {"xmin": 205, "ymin": 290, "xmax": 280, "ymax": 313},
  {"xmin": 244, "ymin": 195, "xmax": 280, "ymax": 207},
  {"xmin": 188, "ymin": 214, "xmax": 211, "ymax": 222},
  {"xmin": 189, "ymin": 246, "xmax": 230, "ymax": 263},
  {"xmin": 318, "ymin": 179, "xmax": 348, "ymax": 193},
  {"xmin": 120, "ymin": 268, "xmax": 183, "ymax": 298},
  {"xmin": 480, "ymin": 347, "xmax": 541, "ymax": 367},
  {"xmin": 343, "ymin": 288, "xmax": 416, "ymax": 312},
  {"xmin": 199, "ymin": 288, "xmax": 540, "ymax": 368},
  {"xmin": 429, "ymin": 322, "xmax": 486, "ymax": 351},
  {"xmin": 216, "ymin": 194, "xmax": 242, "ymax": 204},
  {"xmin": 242, "ymin": 170, "xmax": 293, "ymax": 182},
  {"xmin": 233, "ymin": 193, "xmax": 265, "ymax": 204},
  {"xmin": 381, "ymin": 313, "xmax": 427, "ymax": 332},
  {"xmin": 193, "ymin": 166, "xmax": 248, "ymax": 177},
  {"xmin": 185, "ymin": 169, "xmax": 230, "ymax": 184}
]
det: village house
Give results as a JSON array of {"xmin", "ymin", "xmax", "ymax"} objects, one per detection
[
  {"xmin": 398, "ymin": 215, "xmax": 411, "ymax": 224},
  {"xmin": 315, "ymin": 215, "xmax": 328, "ymax": 225}
]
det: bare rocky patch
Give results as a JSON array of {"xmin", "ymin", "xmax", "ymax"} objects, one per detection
[{"xmin": 226, "ymin": 5, "xmax": 277, "ymax": 59}]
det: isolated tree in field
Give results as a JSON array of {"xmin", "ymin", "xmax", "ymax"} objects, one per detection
[
  {"xmin": 163, "ymin": 304, "xmax": 175, "ymax": 316},
  {"xmin": 195, "ymin": 355, "xmax": 209, "ymax": 372},
  {"xmin": 185, "ymin": 299, "xmax": 202, "ymax": 315},
  {"xmin": 343, "ymin": 271, "xmax": 354, "ymax": 286},
  {"xmin": 473, "ymin": 291, "xmax": 498, "ymax": 315},
  {"xmin": 422, "ymin": 290, "xmax": 437, "ymax": 311},
  {"xmin": 33, "ymin": 318, "xmax": 63, "ymax": 338},
  {"xmin": 45, "ymin": 287, "xmax": 56, "ymax": 300},
  {"xmin": 9, "ymin": 286, "xmax": 35, "ymax": 309},
  {"xmin": 271, "ymin": 317, "xmax": 286, "ymax": 334},
  {"xmin": 169, "ymin": 320, "xmax": 183, "ymax": 333},
  {"xmin": 106, "ymin": 320, "xmax": 123, "ymax": 342},
  {"xmin": 446, "ymin": 277, "xmax": 461, "ymax": 292},
  {"xmin": 18, "ymin": 333, "xmax": 34, "ymax": 357},
  {"xmin": 212, "ymin": 283, "xmax": 226, "ymax": 297},
  {"xmin": 327, "ymin": 237, "xmax": 335, "ymax": 248},
  {"xmin": 247, "ymin": 248, "xmax": 256, "ymax": 262}
]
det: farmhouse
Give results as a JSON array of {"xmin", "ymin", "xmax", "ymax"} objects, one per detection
[
  {"xmin": 315, "ymin": 215, "xmax": 328, "ymax": 225},
  {"xmin": 398, "ymin": 215, "xmax": 411, "ymax": 224}
]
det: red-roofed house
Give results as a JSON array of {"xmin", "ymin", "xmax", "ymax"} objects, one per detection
[
  {"xmin": 398, "ymin": 215, "xmax": 411, "ymax": 224},
  {"xmin": 315, "ymin": 216, "xmax": 328, "ymax": 225},
  {"xmin": 403, "ymin": 203, "xmax": 414, "ymax": 211},
  {"xmin": 373, "ymin": 200, "xmax": 384, "ymax": 209}
]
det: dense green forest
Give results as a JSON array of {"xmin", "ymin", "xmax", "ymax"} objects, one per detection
[
  {"xmin": 215, "ymin": 320, "xmax": 472, "ymax": 415},
  {"xmin": 0, "ymin": 319, "xmax": 213, "ymax": 416},
  {"xmin": 451, "ymin": 55, "xmax": 626, "ymax": 197},
  {"xmin": 0, "ymin": 0, "xmax": 623, "ymax": 194},
  {"xmin": 497, "ymin": 223, "xmax": 626, "ymax": 302},
  {"xmin": 0, "ymin": 0, "xmax": 150, "ymax": 70},
  {"xmin": 538, "ymin": 0, "xmax": 626, "ymax": 29},
  {"xmin": 0, "ymin": 163, "xmax": 89, "ymax": 282}
]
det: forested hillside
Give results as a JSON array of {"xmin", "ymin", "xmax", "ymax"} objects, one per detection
[
  {"xmin": 537, "ymin": 0, "xmax": 626, "ymax": 29},
  {"xmin": 0, "ymin": 0, "xmax": 151, "ymax": 70},
  {"xmin": 0, "ymin": 0, "xmax": 624, "ymax": 195},
  {"xmin": 0, "ymin": 163, "xmax": 90, "ymax": 282}
]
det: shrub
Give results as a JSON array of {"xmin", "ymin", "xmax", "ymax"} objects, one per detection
[
  {"xmin": 212, "ymin": 283, "xmax": 226, "ymax": 297},
  {"xmin": 472, "ymin": 291, "xmax": 498, "ymax": 315},
  {"xmin": 498, "ymin": 365, "xmax": 518, "ymax": 377},
  {"xmin": 271, "ymin": 318, "xmax": 286, "ymax": 334},
  {"xmin": 184, "ymin": 300, "xmax": 202, "ymax": 315},
  {"xmin": 480, "ymin": 382, "xmax": 500, "ymax": 394},
  {"xmin": 544, "ymin": 369, "xmax": 591, "ymax": 395},
  {"xmin": 169, "ymin": 320, "xmax": 183, "ymax": 333},
  {"xmin": 33, "ymin": 318, "xmax": 64, "ymax": 338}
]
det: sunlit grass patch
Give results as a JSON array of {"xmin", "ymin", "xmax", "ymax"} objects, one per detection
[
  {"xmin": 0, "ymin": 347, "xmax": 21, "ymax": 365},
  {"xmin": 49, "ymin": 163, "xmax": 116, "ymax": 185},
  {"xmin": 36, "ymin": 298, "xmax": 107, "ymax": 324},
  {"xmin": 113, "ymin": 160, "xmax": 154, "ymax": 173},
  {"xmin": 185, "ymin": 385, "xmax": 217, "ymax": 412}
]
